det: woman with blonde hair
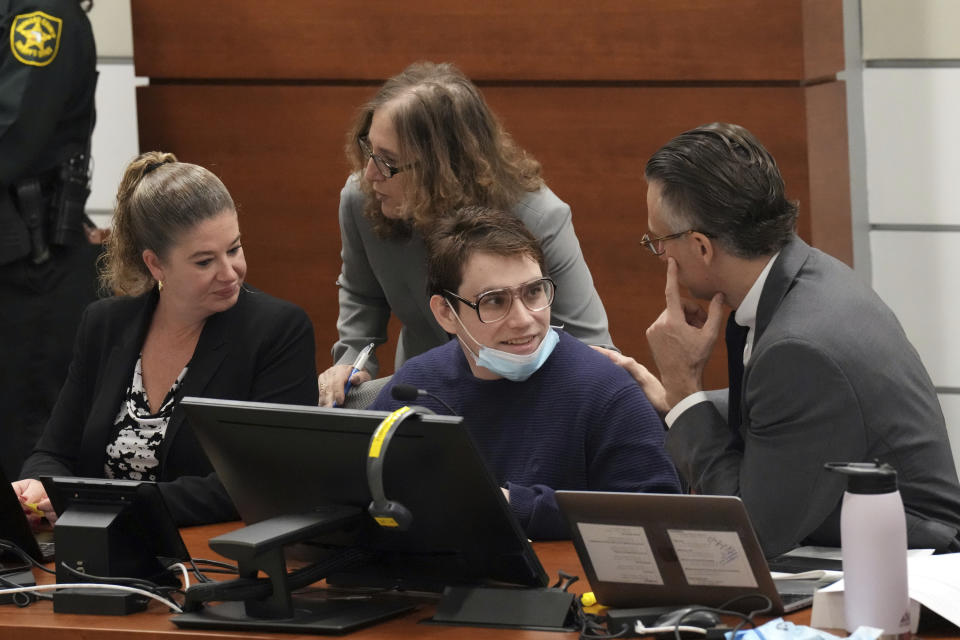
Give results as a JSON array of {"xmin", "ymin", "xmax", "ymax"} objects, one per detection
[
  {"xmin": 319, "ymin": 61, "xmax": 613, "ymax": 406},
  {"xmin": 14, "ymin": 152, "xmax": 318, "ymax": 526}
]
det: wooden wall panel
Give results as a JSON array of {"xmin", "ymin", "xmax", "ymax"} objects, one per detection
[
  {"xmin": 132, "ymin": 0, "xmax": 848, "ymax": 386},
  {"xmin": 136, "ymin": 85, "xmax": 366, "ymax": 367},
  {"xmin": 137, "ymin": 82, "xmax": 847, "ymax": 386},
  {"xmin": 804, "ymin": 81, "xmax": 852, "ymax": 264},
  {"xmin": 131, "ymin": 0, "xmax": 842, "ymax": 82}
]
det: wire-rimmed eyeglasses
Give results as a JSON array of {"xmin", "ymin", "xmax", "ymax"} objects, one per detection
[
  {"xmin": 445, "ymin": 277, "xmax": 556, "ymax": 324},
  {"xmin": 640, "ymin": 229, "xmax": 711, "ymax": 256},
  {"xmin": 358, "ymin": 135, "xmax": 413, "ymax": 179}
]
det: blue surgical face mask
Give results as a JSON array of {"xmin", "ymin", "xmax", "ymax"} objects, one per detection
[{"xmin": 446, "ymin": 300, "xmax": 559, "ymax": 381}]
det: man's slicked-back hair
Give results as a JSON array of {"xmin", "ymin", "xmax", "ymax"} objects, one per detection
[
  {"xmin": 426, "ymin": 206, "xmax": 546, "ymax": 300},
  {"xmin": 644, "ymin": 122, "xmax": 798, "ymax": 258}
]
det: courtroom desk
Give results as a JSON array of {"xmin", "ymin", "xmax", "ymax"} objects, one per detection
[
  {"xmin": 0, "ymin": 522, "xmax": 591, "ymax": 639},
  {"xmin": 0, "ymin": 522, "xmax": 954, "ymax": 640}
]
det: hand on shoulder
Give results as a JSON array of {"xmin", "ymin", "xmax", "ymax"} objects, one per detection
[
  {"xmin": 591, "ymin": 346, "xmax": 669, "ymax": 416},
  {"xmin": 318, "ymin": 364, "xmax": 371, "ymax": 407}
]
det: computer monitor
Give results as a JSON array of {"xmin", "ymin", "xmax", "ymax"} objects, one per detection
[{"xmin": 175, "ymin": 397, "xmax": 549, "ymax": 632}]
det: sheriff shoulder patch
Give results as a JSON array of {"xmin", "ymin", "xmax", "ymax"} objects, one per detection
[{"xmin": 11, "ymin": 11, "xmax": 63, "ymax": 67}]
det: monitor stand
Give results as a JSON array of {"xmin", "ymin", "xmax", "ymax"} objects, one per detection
[
  {"xmin": 173, "ymin": 597, "xmax": 416, "ymax": 634},
  {"xmin": 172, "ymin": 507, "xmax": 416, "ymax": 634}
]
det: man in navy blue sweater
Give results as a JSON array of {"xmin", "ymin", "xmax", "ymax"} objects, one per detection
[{"xmin": 369, "ymin": 205, "xmax": 679, "ymax": 539}]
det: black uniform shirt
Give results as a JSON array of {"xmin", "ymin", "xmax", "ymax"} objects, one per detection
[{"xmin": 0, "ymin": 0, "xmax": 96, "ymax": 186}]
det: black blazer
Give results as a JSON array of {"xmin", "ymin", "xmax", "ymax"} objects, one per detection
[{"xmin": 20, "ymin": 286, "xmax": 318, "ymax": 525}]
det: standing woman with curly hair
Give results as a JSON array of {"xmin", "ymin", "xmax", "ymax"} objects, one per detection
[
  {"xmin": 319, "ymin": 61, "xmax": 613, "ymax": 406},
  {"xmin": 14, "ymin": 152, "xmax": 318, "ymax": 526}
]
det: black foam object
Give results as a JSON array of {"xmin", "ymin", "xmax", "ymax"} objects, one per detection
[
  {"xmin": 430, "ymin": 585, "xmax": 575, "ymax": 631},
  {"xmin": 52, "ymin": 589, "xmax": 147, "ymax": 616}
]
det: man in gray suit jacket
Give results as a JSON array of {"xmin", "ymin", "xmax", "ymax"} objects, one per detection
[{"xmin": 603, "ymin": 123, "xmax": 960, "ymax": 557}]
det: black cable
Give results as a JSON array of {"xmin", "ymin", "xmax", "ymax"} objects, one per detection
[
  {"xmin": 0, "ymin": 539, "xmax": 55, "ymax": 607},
  {"xmin": 0, "ymin": 539, "xmax": 55, "ymax": 575},
  {"xmin": 664, "ymin": 595, "xmax": 772, "ymax": 640},
  {"xmin": 190, "ymin": 567, "xmax": 237, "ymax": 575},
  {"xmin": 541, "ymin": 570, "xmax": 618, "ymax": 640},
  {"xmin": 190, "ymin": 557, "xmax": 239, "ymax": 572},
  {"xmin": 719, "ymin": 594, "xmax": 772, "ymax": 639},
  {"xmin": 552, "ymin": 570, "xmax": 579, "ymax": 591},
  {"xmin": 669, "ymin": 607, "xmax": 738, "ymax": 640},
  {"xmin": 0, "ymin": 574, "xmax": 38, "ymax": 607},
  {"xmin": 186, "ymin": 557, "xmax": 240, "ymax": 585},
  {"xmin": 57, "ymin": 560, "xmax": 188, "ymax": 605},
  {"xmin": 187, "ymin": 558, "xmax": 213, "ymax": 584},
  {"xmin": 574, "ymin": 588, "xmax": 774, "ymax": 640},
  {"xmin": 573, "ymin": 596, "xmax": 627, "ymax": 640},
  {"xmin": 183, "ymin": 547, "xmax": 374, "ymax": 612}
]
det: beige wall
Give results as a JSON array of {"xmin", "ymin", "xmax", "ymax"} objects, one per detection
[
  {"xmin": 862, "ymin": 0, "xmax": 960, "ymax": 59},
  {"xmin": 858, "ymin": 0, "xmax": 960, "ymax": 473},
  {"xmin": 84, "ymin": 1, "xmax": 141, "ymax": 220},
  {"xmin": 88, "ymin": 0, "xmax": 133, "ymax": 58}
]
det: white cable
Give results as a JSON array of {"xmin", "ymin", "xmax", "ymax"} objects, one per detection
[
  {"xmin": 635, "ymin": 622, "xmax": 709, "ymax": 635},
  {"xmin": 169, "ymin": 562, "xmax": 190, "ymax": 590},
  {"xmin": 0, "ymin": 583, "xmax": 183, "ymax": 613}
]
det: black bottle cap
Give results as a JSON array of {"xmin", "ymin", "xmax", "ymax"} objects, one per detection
[{"xmin": 824, "ymin": 461, "xmax": 898, "ymax": 494}]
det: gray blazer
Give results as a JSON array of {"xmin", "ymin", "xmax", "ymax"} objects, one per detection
[
  {"xmin": 332, "ymin": 176, "xmax": 613, "ymax": 375},
  {"xmin": 667, "ymin": 236, "xmax": 960, "ymax": 556}
]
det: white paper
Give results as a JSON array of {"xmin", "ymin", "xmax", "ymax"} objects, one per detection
[
  {"xmin": 576, "ymin": 523, "xmax": 664, "ymax": 585},
  {"xmin": 902, "ymin": 552, "xmax": 960, "ymax": 627},
  {"xmin": 810, "ymin": 550, "xmax": 948, "ymax": 632},
  {"xmin": 667, "ymin": 529, "xmax": 758, "ymax": 588},
  {"xmin": 771, "ymin": 570, "xmax": 843, "ymax": 581},
  {"xmin": 780, "ymin": 545, "xmax": 844, "ymax": 560}
]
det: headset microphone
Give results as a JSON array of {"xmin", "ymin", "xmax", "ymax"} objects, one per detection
[
  {"xmin": 366, "ymin": 405, "xmax": 434, "ymax": 530},
  {"xmin": 391, "ymin": 383, "xmax": 457, "ymax": 416}
]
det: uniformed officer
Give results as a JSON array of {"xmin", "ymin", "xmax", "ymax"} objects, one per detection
[{"xmin": 0, "ymin": 0, "xmax": 101, "ymax": 479}]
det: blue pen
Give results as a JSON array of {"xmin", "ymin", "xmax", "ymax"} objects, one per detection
[{"xmin": 337, "ymin": 342, "xmax": 375, "ymax": 406}]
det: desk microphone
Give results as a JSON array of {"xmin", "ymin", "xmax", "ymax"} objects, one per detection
[{"xmin": 391, "ymin": 384, "xmax": 457, "ymax": 416}]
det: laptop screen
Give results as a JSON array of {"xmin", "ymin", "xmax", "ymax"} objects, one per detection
[{"xmin": 556, "ymin": 491, "xmax": 827, "ymax": 614}]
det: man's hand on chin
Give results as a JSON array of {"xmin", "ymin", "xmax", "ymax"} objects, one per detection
[{"xmin": 646, "ymin": 258, "xmax": 725, "ymax": 409}]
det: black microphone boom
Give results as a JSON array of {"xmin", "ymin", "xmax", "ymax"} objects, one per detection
[
  {"xmin": 390, "ymin": 383, "xmax": 420, "ymax": 402},
  {"xmin": 391, "ymin": 383, "xmax": 457, "ymax": 416}
]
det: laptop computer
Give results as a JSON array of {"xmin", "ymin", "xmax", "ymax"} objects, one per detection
[
  {"xmin": 555, "ymin": 491, "xmax": 836, "ymax": 614},
  {"xmin": 0, "ymin": 466, "xmax": 54, "ymax": 566}
]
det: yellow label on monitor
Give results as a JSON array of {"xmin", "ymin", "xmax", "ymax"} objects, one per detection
[
  {"xmin": 368, "ymin": 406, "xmax": 411, "ymax": 458},
  {"xmin": 374, "ymin": 516, "xmax": 400, "ymax": 528}
]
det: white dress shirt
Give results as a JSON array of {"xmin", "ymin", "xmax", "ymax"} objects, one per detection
[{"xmin": 664, "ymin": 252, "xmax": 779, "ymax": 428}]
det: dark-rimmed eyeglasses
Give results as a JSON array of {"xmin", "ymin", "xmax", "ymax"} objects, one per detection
[
  {"xmin": 445, "ymin": 277, "xmax": 556, "ymax": 324},
  {"xmin": 640, "ymin": 229, "xmax": 711, "ymax": 256},
  {"xmin": 358, "ymin": 135, "xmax": 413, "ymax": 179}
]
